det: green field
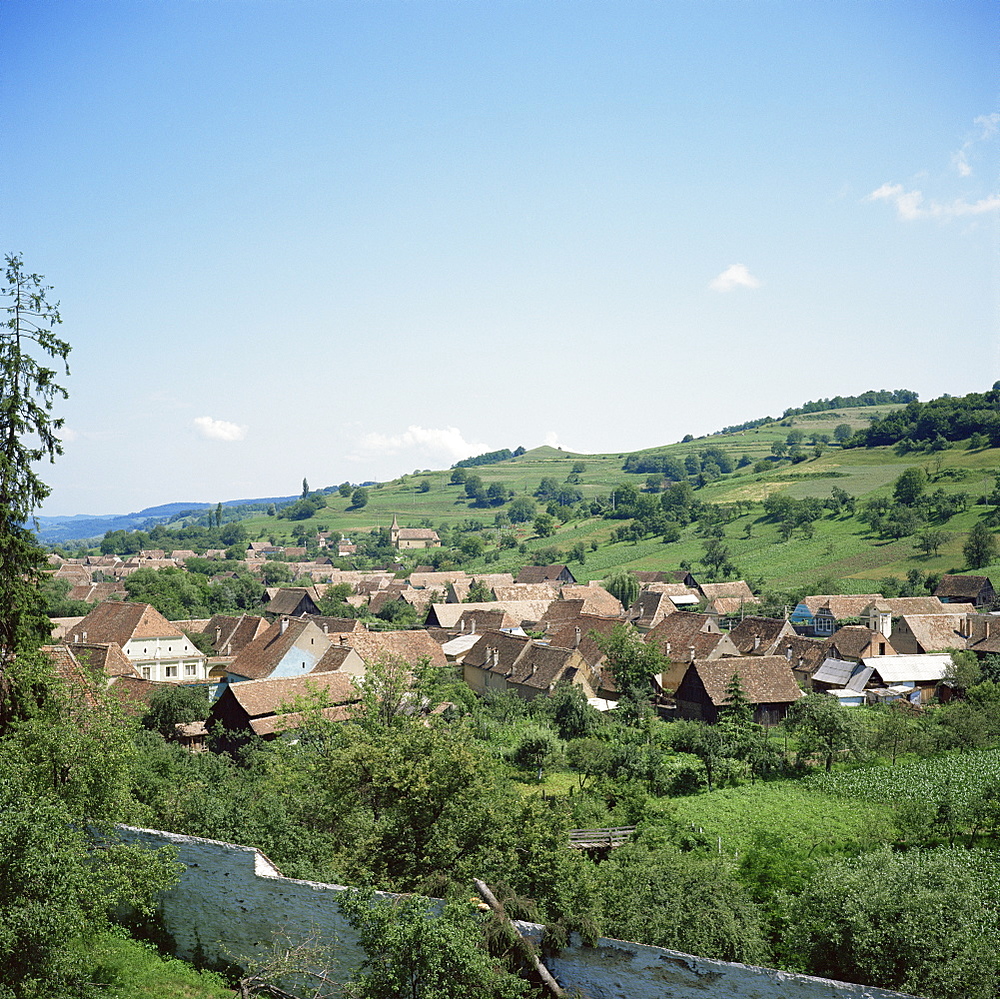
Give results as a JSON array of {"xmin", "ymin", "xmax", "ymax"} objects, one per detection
[{"xmin": 651, "ymin": 782, "xmax": 894, "ymax": 858}]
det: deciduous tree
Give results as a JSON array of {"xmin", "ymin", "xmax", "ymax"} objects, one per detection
[
  {"xmin": 603, "ymin": 569, "xmax": 639, "ymax": 609},
  {"xmin": 964, "ymin": 521, "xmax": 998, "ymax": 570}
]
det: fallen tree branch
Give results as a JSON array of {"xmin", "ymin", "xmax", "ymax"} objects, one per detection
[{"xmin": 473, "ymin": 878, "xmax": 566, "ymax": 998}]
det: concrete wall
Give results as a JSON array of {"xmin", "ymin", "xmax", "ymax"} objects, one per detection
[{"xmin": 118, "ymin": 825, "xmax": 916, "ymax": 999}]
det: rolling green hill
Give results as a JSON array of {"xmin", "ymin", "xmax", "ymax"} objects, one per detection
[
  {"xmin": 203, "ymin": 403, "xmax": 997, "ymax": 596},
  {"xmin": 77, "ymin": 389, "xmax": 1000, "ymax": 598}
]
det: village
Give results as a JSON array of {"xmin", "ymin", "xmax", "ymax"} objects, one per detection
[{"xmin": 40, "ymin": 514, "xmax": 999, "ymax": 749}]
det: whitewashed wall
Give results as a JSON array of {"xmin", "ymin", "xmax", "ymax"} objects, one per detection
[{"xmin": 118, "ymin": 826, "xmax": 917, "ymax": 999}]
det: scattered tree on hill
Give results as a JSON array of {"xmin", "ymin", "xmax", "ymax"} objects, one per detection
[
  {"xmin": 507, "ymin": 496, "xmax": 536, "ymax": 523},
  {"xmin": 893, "ymin": 467, "xmax": 927, "ymax": 506},
  {"xmin": 533, "ymin": 513, "xmax": 555, "ymax": 538},
  {"xmin": 916, "ymin": 529, "xmax": 948, "ymax": 557},
  {"xmin": 350, "ymin": 486, "xmax": 370, "ymax": 509},
  {"xmin": 964, "ymin": 521, "xmax": 999, "ymax": 570}
]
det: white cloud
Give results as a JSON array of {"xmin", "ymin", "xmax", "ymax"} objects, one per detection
[
  {"xmin": 874, "ymin": 112, "xmax": 1000, "ymax": 213},
  {"xmin": 950, "ymin": 114, "xmax": 999, "ymax": 177},
  {"xmin": 709, "ymin": 263, "xmax": 761, "ymax": 293},
  {"xmin": 543, "ymin": 430, "xmax": 560, "ymax": 448},
  {"xmin": 353, "ymin": 425, "xmax": 489, "ymax": 464},
  {"xmin": 974, "ymin": 112, "xmax": 1000, "ymax": 140},
  {"xmin": 866, "ymin": 183, "xmax": 1000, "ymax": 221},
  {"xmin": 193, "ymin": 416, "xmax": 247, "ymax": 442}
]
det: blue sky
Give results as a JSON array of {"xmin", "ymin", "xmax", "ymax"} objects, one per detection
[{"xmin": 3, "ymin": 0, "xmax": 998, "ymax": 515}]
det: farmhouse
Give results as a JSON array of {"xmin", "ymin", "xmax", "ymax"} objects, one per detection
[
  {"xmin": 934, "ymin": 573, "xmax": 995, "ymax": 608},
  {"xmin": 728, "ymin": 616, "xmax": 797, "ymax": 656},
  {"xmin": 226, "ymin": 617, "xmax": 332, "ymax": 682},
  {"xmin": 462, "ymin": 631, "xmax": 596, "ymax": 700},
  {"xmin": 515, "ymin": 564, "xmax": 577, "ymax": 584},
  {"xmin": 208, "ymin": 671, "xmax": 359, "ymax": 748},
  {"xmin": 68, "ymin": 602, "xmax": 208, "ymax": 682},
  {"xmin": 673, "ymin": 656, "xmax": 804, "ymax": 726},
  {"xmin": 862, "ymin": 653, "xmax": 953, "ymax": 704}
]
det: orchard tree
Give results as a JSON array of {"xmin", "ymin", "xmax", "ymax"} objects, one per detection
[
  {"xmin": 784, "ymin": 693, "xmax": 859, "ymax": 772},
  {"xmin": 964, "ymin": 521, "xmax": 998, "ymax": 570},
  {"xmin": 507, "ymin": 496, "xmax": 536, "ymax": 523},
  {"xmin": 0, "ymin": 254, "xmax": 70, "ymax": 659}
]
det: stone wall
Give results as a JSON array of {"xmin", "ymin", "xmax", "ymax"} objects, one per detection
[{"xmin": 118, "ymin": 825, "xmax": 916, "ymax": 999}]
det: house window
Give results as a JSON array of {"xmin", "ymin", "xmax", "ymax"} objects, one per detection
[
  {"xmin": 141, "ymin": 666, "xmax": 151, "ymax": 679},
  {"xmin": 165, "ymin": 665, "xmax": 178, "ymax": 677},
  {"xmin": 184, "ymin": 663, "xmax": 196, "ymax": 676}
]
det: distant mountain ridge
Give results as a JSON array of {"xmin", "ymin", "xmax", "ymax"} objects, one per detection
[{"xmin": 36, "ymin": 495, "xmax": 300, "ymax": 545}]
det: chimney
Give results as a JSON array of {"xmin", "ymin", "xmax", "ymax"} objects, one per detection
[
  {"xmin": 574, "ymin": 626, "xmax": 581, "ymax": 648},
  {"xmin": 786, "ymin": 645, "xmax": 793, "ymax": 661},
  {"xmin": 753, "ymin": 635, "xmax": 760, "ymax": 651},
  {"xmin": 281, "ymin": 617, "xmax": 289, "ymax": 635},
  {"xmin": 688, "ymin": 645, "xmax": 696, "ymax": 663},
  {"xmin": 323, "ymin": 623, "xmax": 329, "ymax": 634},
  {"xmin": 215, "ymin": 627, "xmax": 222, "ymax": 643},
  {"xmin": 225, "ymin": 642, "xmax": 232, "ymax": 656},
  {"xmin": 470, "ymin": 617, "xmax": 476, "ymax": 635},
  {"xmin": 82, "ymin": 631, "xmax": 87, "ymax": 642},
  {"xmin": 665, "ymin": 641, "xmax": 671, "ymax": 657}
]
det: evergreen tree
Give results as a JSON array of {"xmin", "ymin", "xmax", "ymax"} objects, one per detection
[
  {"xmin": 722, "ymin": 672, "xmax": 753, "ymax": 728},
  {"xmin": 0, "ymin": 254, "xmax": 70, "ymax": 660}
]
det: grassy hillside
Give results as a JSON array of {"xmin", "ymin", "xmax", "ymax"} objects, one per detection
[{"xmin": 149, "ymin": 402, "xmax": 1000, "ymax": 595}]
